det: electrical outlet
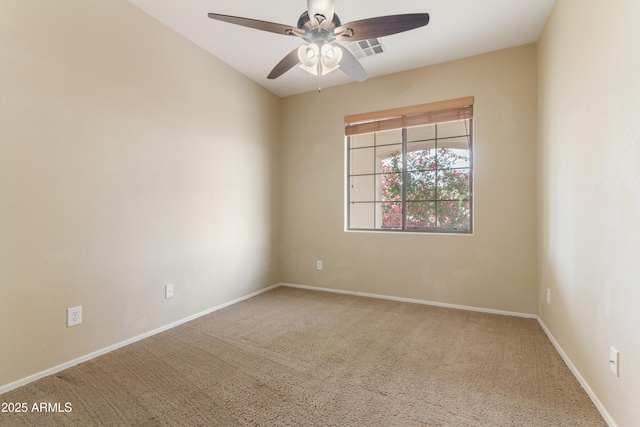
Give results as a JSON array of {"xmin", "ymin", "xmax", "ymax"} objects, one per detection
[
  {"xmin": 546, "ymin": 288, "xmax": 551, "ymax": 305},
  {"xmin": 67, "ymin": 306, "xmax": 82, "ymax": 327},
  {"xmin": 610, "ymin": 347, "xmax": 619, "ymax": 377},
  {"xmin": 316, "ymin": 260, "xmax": 323, "ymax": 271},
  {"xmin": 165, "ymin": 284, "xmax": 174, "ymax": 299}
]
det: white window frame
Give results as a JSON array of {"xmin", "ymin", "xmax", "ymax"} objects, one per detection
[{"xmin": 345, "ymin": 97, "xmax": 474, "ymax": 234}]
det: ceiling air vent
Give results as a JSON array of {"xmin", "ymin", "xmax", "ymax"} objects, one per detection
[{"xmin": 346, "ymin": 38, "xmax": 385, "ymax": 59}]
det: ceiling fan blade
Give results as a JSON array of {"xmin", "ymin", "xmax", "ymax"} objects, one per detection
[
  {"xmin": 208, "ymin": 13, "xmax": 304, "ymax": 37},
  {"xmin": 335, "ymin": 13, "xmax": 430, "ymax": 42},
  {"xmin": 267, "ymin": 48, "xmax": 301, "ymax": 80},
  {"xmin": 336, "ymin": 44, "xmax": 367, "ymax": 82}
]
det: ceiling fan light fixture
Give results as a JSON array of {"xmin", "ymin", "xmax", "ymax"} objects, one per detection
[
  {"xmin": 320, "ymin": 43, "xmax": 342, "ymax": 73},
  {"xmin": 320, "ymin": 63, "xmax": 339, "ymax": 75},
  {"xmin": 298, "ymin": 42, "xmax": 342, "ymax": 76},
  {"xmin": 298, "ymin": 44, "xmax": 319, "ymax": 75},
  {"xmin": 298, "ymin": 43, "xmax": 320, "ymax": 66}
]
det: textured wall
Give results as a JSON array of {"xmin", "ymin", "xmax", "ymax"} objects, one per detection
[
  {"xmin": 280, "ymin": 45, "xmax": 538, "ymax": 315},
  {"xmin": 0, "ymin": 0, "xmax": 281, "ymax": 388},
  {"xmin": 537, "ymin": 0, "xmax": 640, "ymax": 425}
]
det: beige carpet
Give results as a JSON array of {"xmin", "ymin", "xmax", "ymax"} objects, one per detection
[{"xmin": 1, "ymin": 286, "xmax": 606, "ymax": 426}]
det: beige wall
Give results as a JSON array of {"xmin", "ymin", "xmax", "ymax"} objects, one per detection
[
  {"xmin": 5, "ymin": 1, "xmax": 635, "ymax": 423},
  {"xmin": 0, "ymin": 0, "xmax": 280, "ymax": 388},
  {"xmin": 537, "ymin": 0, "xmax": 640, "ymax": 425},
  {"xmin": 280, "ymin": 45, "xmax": 538, "ymax": 314}
]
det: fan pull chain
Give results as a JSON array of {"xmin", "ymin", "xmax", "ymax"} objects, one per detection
[{"xmin": 317, "ymin": 63, "xmax": 322, "ymax": 92}]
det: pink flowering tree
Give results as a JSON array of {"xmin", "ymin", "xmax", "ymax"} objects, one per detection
[{"xmin": 380, "ymin": 148, "xmax": 470, "ymax": 229}]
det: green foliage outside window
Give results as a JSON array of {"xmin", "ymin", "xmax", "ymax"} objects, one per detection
[{"xmin": 380, "ymin": 148, "xmax": 470, "ymax": 229}]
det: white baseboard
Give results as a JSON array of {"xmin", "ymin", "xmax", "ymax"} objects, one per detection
[
  {"xmin": 281, "ymin": 283, "xmax": 616, "ymax": 426},
  {"xmin": 279, "ymin": 282, "xmax": 538, "ymax": 319},
  {"xmin": 1, "ymin": 282, "xmax": 617, "ymax": 427},
  {"xmin": 0, "ymin": 283, "xmax": 280, "ymax": 395},
  {"xmin": 536, "ymin": 318, "xmax": 617, "ymax": 427}
]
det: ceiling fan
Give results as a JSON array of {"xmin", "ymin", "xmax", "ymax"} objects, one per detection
[{"xmin": 208, "ymin": 0, "xmax": 430, "ymax": 85}]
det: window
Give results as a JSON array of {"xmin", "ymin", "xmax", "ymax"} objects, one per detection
[{"xmin": 345, "ymin": 97, "xmax": 473, "ymax": 233}]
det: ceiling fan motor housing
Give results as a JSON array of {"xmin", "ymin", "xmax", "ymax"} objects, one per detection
[
  {"xmin": 307, "ymin": 0, "xmax": 335, "ymax": 25},
  {"xmin": 297, "ymin": 11, "xmax": 342, "ymax": 41}
]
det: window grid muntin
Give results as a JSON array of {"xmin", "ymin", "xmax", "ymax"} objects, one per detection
[{"xmin": 347, "ymin": 119, "xmax": 472, "ymax": 233}]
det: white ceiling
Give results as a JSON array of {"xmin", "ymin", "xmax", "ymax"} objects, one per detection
[{"xmin": 128, "ymin": 0, "xmax": 556, "ymax": 98}]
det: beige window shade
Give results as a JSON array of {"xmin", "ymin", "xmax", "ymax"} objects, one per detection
[{"xmin": 344, "ymin": 96, "xmax": 474, "ymax": 136}]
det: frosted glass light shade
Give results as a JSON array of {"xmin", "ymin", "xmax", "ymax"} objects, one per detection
[
  {"xmin": 298, "ymin": 44, "xmax": 320, "ymax": 67},
  {"xmin": 298, "ymin": 42, "xmax": 342, "ymax": 76},
  {"xmin": 320, "ymin": 44, "xmax": 342, "ymax": 74},
  {"xmin": 298, "ymin": 43, "xmax": 320, "ymax": 75}
]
